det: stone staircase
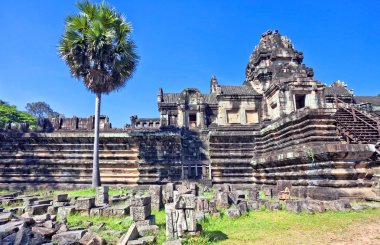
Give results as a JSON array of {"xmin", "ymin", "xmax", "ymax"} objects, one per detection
[
  {"xmin": 334, "ymin": 107, "xmax": 380, "ymax": 144},
  {"xmin": 208, "ymin": 130, "xmax": 256, "ymax": 184}
]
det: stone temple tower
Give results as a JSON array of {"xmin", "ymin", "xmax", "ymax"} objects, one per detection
[{"xmin": 244, "ymin": 30, "xmax": 326, "ymax": 120}]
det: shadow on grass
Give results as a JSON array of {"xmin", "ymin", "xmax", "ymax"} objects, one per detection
[{"xmin": 203, "ymin": 230, "xmax": 228, "ymax": 242}]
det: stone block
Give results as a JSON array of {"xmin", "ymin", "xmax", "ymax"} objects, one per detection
[
  {"xmin": 149, "ymin": 185, "xmax": 162, "ymax": 211},
  {"xmin": 247, "ymin": 200, "xmax": 259, "ymax": 210},
  {"xmin": 165, "ymin": 203, "xmax": 178, "ymax": 239},
  {"xmin": 216, "ymin": 192, "xmax": 229, "ymax": 208},
  {"xmin": 248, "ymin": 189, "xmax": 259, "ymax": 201},
  {"xmin": 225, "ymin": 208, "xmax": 240, "ymax": 218},
  {"xmin": 131, "ymin": 196, "xmax": 151, "ymax": 207},
  {"xmin": 175, "ymin": 194, "xmax": 195, "ymax": 209},
  {"xmin": 78, "ymin": 231, "xmax": 105, "ymax": 245},
  {"xmin": 32, "ymin": 226, "xmax": 56, "ymax": 237},
  {"xmin": 0, "ymin": 211, "xmax": 12, "ymax": 223},
  {"xmin": 130, "ymin": 204, "xmax": 151, "ymax": 221},
  {"xmin": 237, "ymin": 201, "xmax": 248, "ymax": 214},
  {"xmin": 184, "ymin": 209, "xmax": 196, "ymax": 232},
  {"xmin": 96, "ymin": 186, "xmax": 109, "ymax": 205},
  {"xmin": 57, "ymin": 206, "xmax": 75, "ymax": 223},
  {"xmin": 135, "ymin": 215, "xmax": 156, "ymax": 228},
  {"xmin": 53, "ymin": 194, "xmax": 68, "ymax": 202},
  {"xmin": 23, "ymin": 197, "xmax": 38, "ymax": 206},
  {"xmin": 90, "ymin": 207, "xmax": 105, "ymax": 216},
  {"xmin": 47, "ymin": 206, "xmax": 59, "ymax": 215},
  {"xmin": 75, "ymin": 197, "xmax": 95, "ymax": 210},
  {"xmin": 25, "ymin": 204, "xmax": 50, "ymax": 215}
]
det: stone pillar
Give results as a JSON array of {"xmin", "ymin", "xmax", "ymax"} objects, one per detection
[
  {"xmin": 149, "ymin": 185, "xmax": 162, "ymax": 211},
  {"xmin": 96, "ymin": 186, "xmax": 109, "ymax": 206},
  {"xmin": 199, "ymin": 105, "xmax": 206, "ymax": 129}
]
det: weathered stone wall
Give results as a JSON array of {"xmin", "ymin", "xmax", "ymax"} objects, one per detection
[{"xmin": 0, "ymin": 130, "xmax": 182, "ymax": 190}]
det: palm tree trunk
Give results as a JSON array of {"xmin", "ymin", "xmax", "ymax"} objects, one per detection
[{"xmin": 92, "ymin": 93, "xmax": 101, "ymax": 187}]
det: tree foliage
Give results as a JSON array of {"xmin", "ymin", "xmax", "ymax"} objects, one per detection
[
  {"xmin": 26, "ymin": 101, "xmax": 63, "ymax": 119},
  {"xmin": 0, "ymin": 103, "xmax": 37, "ymax": 128},
  {"xmin": 58, "ymin": 0, "xmax": 138, "ymax": 94}
]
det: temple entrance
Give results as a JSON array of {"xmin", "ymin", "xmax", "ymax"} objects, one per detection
[
  {"xmin": 295, "ymin": 94, "xmax": 306, "ymax": 109},
  {"xmin": 189, "ymin": 113, "xmax": 197, "ymax": 127}
]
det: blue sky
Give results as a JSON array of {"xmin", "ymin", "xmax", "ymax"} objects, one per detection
[{"xmin": 0, "ymin": 1, "xmax": 379, "ymax": 127}]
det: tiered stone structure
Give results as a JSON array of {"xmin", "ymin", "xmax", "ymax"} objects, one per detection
[{"xmin": 0, "ymin": 30, "xmax": 379, "ymax": 200}]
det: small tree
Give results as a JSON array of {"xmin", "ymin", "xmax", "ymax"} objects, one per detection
[
  {"xmin": 58, "ymin": 1, "xmax": 138, "ymax": 186},
  {"xmin": 26, "ymin": 101, "xmax": 62, "ymax": 119}
]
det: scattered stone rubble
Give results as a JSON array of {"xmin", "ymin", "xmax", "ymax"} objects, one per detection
[{"xmin": 1, "ymin": 182, "xmax": 380, "ymax": 244}]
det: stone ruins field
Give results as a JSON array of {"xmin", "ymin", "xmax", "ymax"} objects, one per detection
[{"xmin": 1, "ymin": 186, "xmax": 380, "ymax": 245}]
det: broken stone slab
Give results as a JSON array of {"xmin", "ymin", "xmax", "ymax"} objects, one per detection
[
  {"xmin": 31, "ymin": 226, "xmax": 57, "ymax": 237},
  {"xmin": 225, "ymin": 208, "xmax": 240, "ymax": 218},
  {"xmin": 174, "ymin": 194, "xmax": 195, "ymax": 209},
  {"xmin": 33, "ymin": 213, "xmax": 51, "ymax": 223},
  {"xmin": 53, "ymin": 194, "xmax": 68, "ymax": 203},
  {"xmin": 117, "ymin": 223, "xmax": 139, "ymax": 245},
  {"xmin": 137, "ymin": 224, "xmax": 159, "ymax": 237},
  {"xmin": 75, "ymin": 197, "xmax": 95, "ymax": 210},
  {"xmin": 0, "ymin": 220, "xmax": 25, "ymax": 238},
  {"xmin": 0, "ymin": 211, "xmax": 12, "ymax": 223},
  {"xmin": 34, "ymin": 199, "xmax": 53, "ymax": 205},
  {"xmin": 131, "ymin": 196, "xmax": 151, "ymax": 207},
  {"xmin": 51, "ymin": 230, "xmax": 87, "ymax": 244},
  {"xmin": 90, "ymin": 206, "xmax": 106, "ymax": 216},
  {"xmin": 78, "ymin": 230, "xmax": 105, "ymax": 245},
  {"xmin": 135, "ymin": 215, "xmax": 156, "ymax": 228}
]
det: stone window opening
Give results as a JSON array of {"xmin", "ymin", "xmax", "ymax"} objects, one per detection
[
  {"xmin": 189, "ymin": 113, "xmax": 197, "ymax": 127},
  {"xmin": 295, "ymin": 94, "xmax": 306, "ymax": 109}
]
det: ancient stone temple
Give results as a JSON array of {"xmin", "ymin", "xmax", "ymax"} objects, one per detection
[{"xmin": 0, "ymin": 30, "xmax": 379, "ymax": 200}]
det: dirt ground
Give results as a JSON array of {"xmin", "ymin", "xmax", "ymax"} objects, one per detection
[{"xmin": 325, "ymin": 216, "xmax": 380, "ymax": 245}]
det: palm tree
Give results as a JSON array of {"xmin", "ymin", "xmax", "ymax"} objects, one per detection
[{"xmin": 58, "ymin": 1, "xmax": 138, "ymax": 187}]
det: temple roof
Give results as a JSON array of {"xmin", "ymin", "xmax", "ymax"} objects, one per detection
[
  {"xmin": 324, "ymin": 87, "xmax": 352, "ymax": 96},
  {"xmin": 354, "ymin": 95, "xmax": 380, "ymax": 106},
  {"xmin": 220, "ymin": 85, "xmax": 260, "ymax": 95},
  {"xmin": 245, "ymin": 30, "xmax": 314, "ymax": 84},
  {"xmin": 324, "ymin": 80, "xmax": 353, "ymax": 96}
]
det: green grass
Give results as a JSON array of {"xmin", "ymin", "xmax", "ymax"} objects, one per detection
[
  {"xmin": 186, "ymin": 208, "xmax": 380, "ymax": 244},
  {"xmin": 66, "ymin": 213, "xmax": 132, "ymax": 244},
  {"xmin": 200, "ymin": 191, "xmax": 214, "ymax": 201}
]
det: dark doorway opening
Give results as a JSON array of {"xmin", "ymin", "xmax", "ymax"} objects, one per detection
[
  {"xmin": 189, "ymin": 114, "xmax": 197, "ymax": 127},
  {"xmin": 295, "ymin": 95, "xmax": 306, "ymax": 109}
]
